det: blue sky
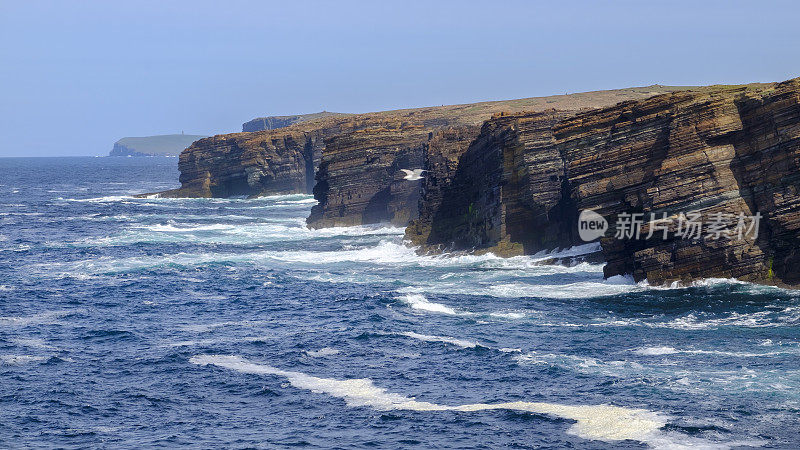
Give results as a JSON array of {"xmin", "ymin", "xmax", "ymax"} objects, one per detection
[{"xmin": 1, "ymin": 0, "xmax": 798, "ymax": 156}]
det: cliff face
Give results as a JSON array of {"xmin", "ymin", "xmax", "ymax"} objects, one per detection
[
  {"xmin": 558, "ymin": 79, "xmax": 800, "ymax": 285},
  {"xmin": 405, "ymin": 125, "xmax": 482, "ymax": 248},
  {"xmin": 307, "ymin": 125, "xmax": 431, "ymax": 228},
  {"xmin": 168, "ymin": 128, "xmax": 325, "ymax": 198},
  {"xmin": 407, "ymin": 79, "xmax": 800, "ymax": 286},
  {"xmin": 407, "ymin": 111, "xmax": 575, "ymax": 256}
]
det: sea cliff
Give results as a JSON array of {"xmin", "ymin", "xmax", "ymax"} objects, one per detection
[
  {"xmin": 151, "ymin": 79, "xmax": 800, "ymax": 286},
  {"xmin": 409, "ymin": 79, "xmax": 800, "ymax": 286},
  {"xmin": 154, "ymin": 85, "xmax": 684, "ymax": 199}
]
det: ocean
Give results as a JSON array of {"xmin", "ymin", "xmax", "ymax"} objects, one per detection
[{"xmin": 0, "ymin": 156, "xmax": 798, "ymax": 448}]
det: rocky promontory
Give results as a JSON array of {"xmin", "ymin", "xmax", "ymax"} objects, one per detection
[{"xmin": 151, "ymin": 79, "xmax": 800, "ymax": 287}]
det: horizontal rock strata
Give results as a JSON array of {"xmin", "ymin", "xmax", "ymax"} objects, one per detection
[
  {"xmin": 156, "ymin": 85, "xmax": 690, "ymax": 199},
  {"xmin": 407, "ymin": 111, "xmax": 574, "ymax": 256},
  {"xmin": 307, "ymin": 125, "xmax": 431, "ymax": 228},
  {"xmin": 153, "ymin": 77, "xmax": 800, "ymax": 286},
  {"xmin": 407, "ymin": 78, "xmax": 800, "ymax": 286}
]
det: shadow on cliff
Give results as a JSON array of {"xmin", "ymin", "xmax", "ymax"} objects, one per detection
[{"xmin": 729, "ymin": 91, "xmax": 800, "ymax": 285}]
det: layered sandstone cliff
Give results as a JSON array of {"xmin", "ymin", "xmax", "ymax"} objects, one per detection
[
  {"xmin": 154, "ymin": 85, "xmax": 686, "ymax": 199},
  {"xmin": 406, "ymin": 79, "xmax": 800, "ymax": 286},
  {"xmin": 150, "ymin": 78, "xmax": 800, "ymax": 286},
  {"xmin": 406, "ymin": 111, "xmax": 575, "ymax": 256},
  {"xmin": 559, "ymin": 79, "xmax": 800, "ymax": 285},
  {"xmin": 307, "ymin": 125, "xmax": 430, "ymax": 228}
]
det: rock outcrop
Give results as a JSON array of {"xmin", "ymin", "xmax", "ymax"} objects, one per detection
[
  {"xmin": 307, "ymin": 125, "xmax": 431, "ymax": 228},
  {"xmin": 110, "ymin": 134, "xmax": 207, "ymax": 157},
  {"xmin": 406, "ymin": 111, "xmax": 575, "ymax": 256},
  {"xmin": 164, "ymin": 128, "xmax": 324, "ymax": 198},
  {"xmin": 407, "ymin": 78, "xmax": 800, "ymax": 287},
  {"xmin": 558, "ymin": 79, "xmax": 800, "ymax": 286}
]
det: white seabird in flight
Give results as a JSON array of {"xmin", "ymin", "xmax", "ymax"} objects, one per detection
[{"xmin": 400, "ymin": 169, "xmax": 426, "ymax": 181}]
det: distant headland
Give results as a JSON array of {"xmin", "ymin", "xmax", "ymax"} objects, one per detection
[{"xmin": 109, "ymin": 134, "xmax": 208, "ymax": 157}]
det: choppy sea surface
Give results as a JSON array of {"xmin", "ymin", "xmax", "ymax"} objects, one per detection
[{"xmin": 1, "ymin": 157, "xmax": 799, "ymax": 449}]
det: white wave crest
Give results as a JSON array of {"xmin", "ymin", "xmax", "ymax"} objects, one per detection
[
  {"xmin": 9, "ymin": 338, "xmax": 55, "ymax": 350},
  {"xmin": 190, "ymin": 355, "xmax": 672, "ymax": 445},
  {"xmin": 60, "ymin": 195, "xmax": 133, "ymax": 203},
  {"xmin": 1, "ymin": 355, "xmax": 48, "ymax": 365},
  {"xmin": 0, "ymin": 310, "xmax": 83, "ymax": 327},
  {"xmin": 634, "ymin": 346, "xmax": 679, "ymax": 356},
  {"xmin": 398, "ymin": 331, "xmax": 479, "ymax": 349},
  {"xmin": 305, "ymin": 347, "xmax": 340, "ymax": 357},
  {"xmin": 396, "ymin": 294, "xmax": 461, "ymax": 315},
  {"xmin": 144, "ymin": 222, "xmax": 236, "ymax": 233},
  {"xmin": 633, "ymin": 346, "xmax": 799, "ymax": 358}
]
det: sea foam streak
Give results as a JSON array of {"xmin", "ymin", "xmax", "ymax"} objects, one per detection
[
  {"xmin": 398, "ymin": 331, "xmax": 479, "ymax": 349},
  {"xmin": 191, "ymin": 355, "xmax": 672, "ymax": 445},
  {"xmin": 633, "ymin": 346, "xmax": 799, "ymax": 358},
  {"xmin": 397, "ymin": 294, "xmax": 461, "ymax": 315},
  {"xmin": 191, "ymin": 355, "xmax": 755, "ymax": 448},
  {"xmin": 0, "ymin": 310, "xmax": 83, "ymax": 327}
]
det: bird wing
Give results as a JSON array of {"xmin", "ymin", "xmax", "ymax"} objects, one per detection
[{"xmin": 400, "ymin": 169, "xmax": 414, "ymax": 176}]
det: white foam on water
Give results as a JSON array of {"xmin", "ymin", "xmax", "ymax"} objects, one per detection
[
  {"xmin": 0, "ymin": 284, "xmax": 14, "ymax": 291},
  {"xmin": 190, "ymin": 355, "xmax": 724, "ymax": 447},
  {"xmin": 396, "ymin": 271, "xmax": 638, "ymax": 301},
  {"xmin": 9, "ymin": 338, "xmax": 54, "ymax": 350},
  {"xmin": 0, "ymin": 310, "xmax": 83, "ymax": 327},
  {"xmin": 178, "ymin": 320, "xmax": 268, "ymax": 333},
  {"xmin": 633, "ymin": 346, "xmax": 798, "ymax": 358},
  {"xmin": 635, "ymin": 347, "xmax": 679, "ymax": 356},
  {"xmin": 60, "ymin": 195, "xmax": 133, "ymax": 203},
  {"xmin": 256, "ymin": 194, "xmax": 316, "ymax": 202},
  {"xmin": 530, "ymin": 242, "xmax": 602, "ymax": 260},
  {"xmin": 0, "ymin": 355, "xmax": 48, "ymax": 365},
  {"xmin": 79, "ymin": 222, "xmax": 405, "ymax": 248},
  {"xmin": 144, "ymin": 222, "xmax": 236, "ymax": 233},
  {"xmin": 306, "ymin": 347, "xmax": 341, "ymax": 357},
  {"xmin": 396, "ymin": 294, "xmax": 461, "ymax": 316},
  {"xmin": 398, "ymin": 331, "xmax": 479, "ymax": 349},
  {"xmin": 486, "ymin": 278, "xmax": 638, "ymax": 299},
  {"xmin": 275, "ymin": 198, "xmax": 318, "ymax": 205},
  {"xmin": 489, "ymin": 311, "xmax": 527, "ymax": 319},
  {"xmin": 514, "ymin": 352, "xmax": 645, "ymax": 378},
  {"xmin": 651, "ymin": 307, "xmax": 800, "ymax": 330}
]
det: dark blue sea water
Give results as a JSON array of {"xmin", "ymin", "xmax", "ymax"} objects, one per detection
[{"xmin": 1, "ymin": 157, "xmax": 798, "ymax": 449}]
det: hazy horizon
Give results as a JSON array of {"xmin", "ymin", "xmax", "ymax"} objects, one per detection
[{"xmin": 2, "ymin": 0, "xmax": 799, "ymax": 157}]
